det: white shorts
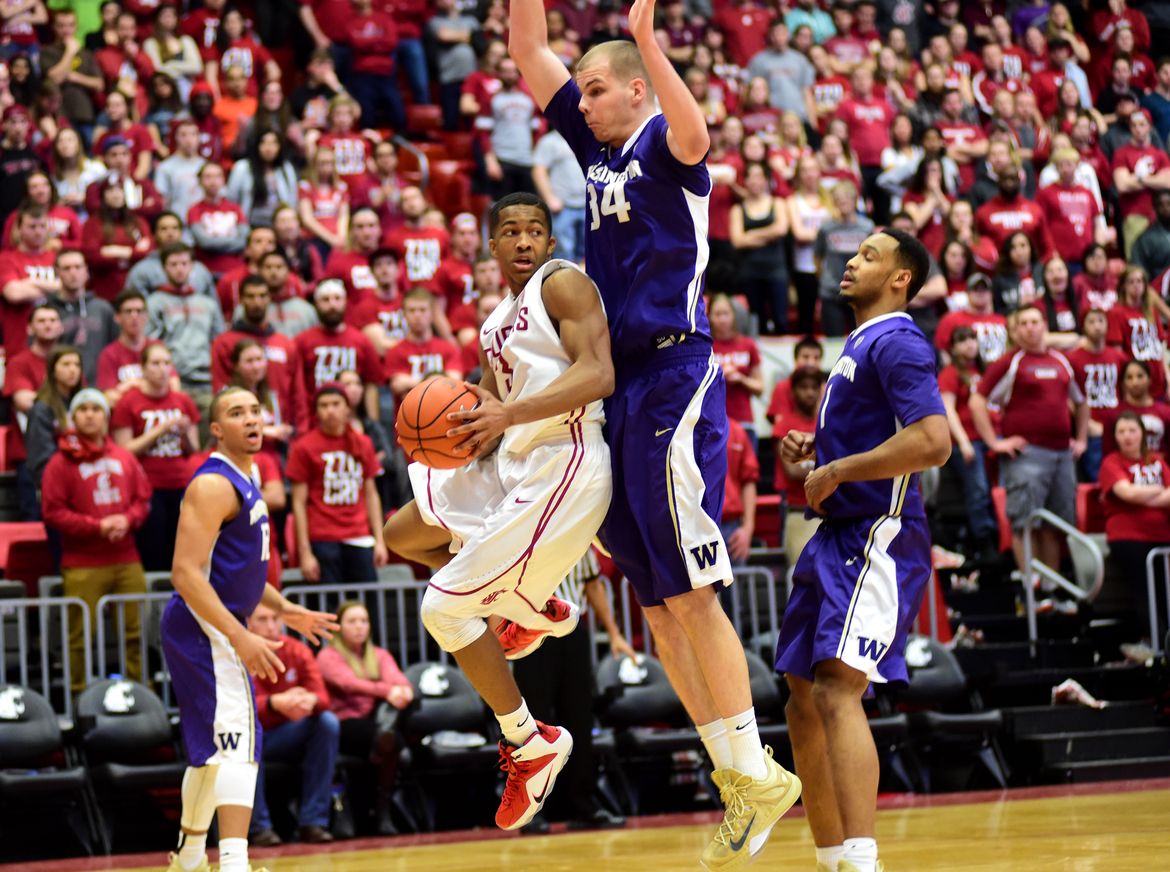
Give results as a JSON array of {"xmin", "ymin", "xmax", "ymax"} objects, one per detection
[{"xmin": 408, "ymin": 424, "xmax": 611, "ymax": 627}]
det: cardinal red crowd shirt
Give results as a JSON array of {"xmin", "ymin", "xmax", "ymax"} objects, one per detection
[
  {"xmin": 1099, "ymin": 451, "xmax": 1170, "ymax": 542},
  {"xmin": 319, "ymin": 132, "xmax": 372, "ymax": 185},
  {"xmin": 96, "ymin": 339, "xmax": 163, "ymax": 390},
  {"xmin": 433, "ymin": 257, "xmax": 478, "ymax": 333},
  {"xmin": 938, "ymin": 364, "xmax": 980, "ymax": 442},
  {"xmin": 1066, "ymin": 346, "xmax": 1128, "ymax": 425},
  {"xmin": 977, "ymin": 349, "xmax": 1083, "ymax": 450},
  {"xmin": 1, "ymin": 348, "xmax": 45, "ymax": 463},
  {"xmin": 1035, "ymin": 183, "xmax": 1100, "ymax": 264},
  {"xmin": 1112, "ymin": 144, "xmax": 1170, "ymax": 221},
  {"xmin": 348, "ymin": 293, "xmax": 405, "ymax": 340},
  {"xmin": 832, "ymin": 96, "xmax": 892, "ymax": 167},
  {"xmin": 723, "ymin": 419, "xmax": 759, "ymax": 521},
  {"xmin": 286, "ymin": 428, "xmax": 379, "ymax": 541},
  {"xmin": 111, "ymin": 387, "xmax": 201, "ymax": 490},
  {"xmin": 324, "ymin": 249, "xmax": 377, "ymax": 307},
  {"xmin": 713, "ymin": 335, "xmax": 760, "ymax": 424},
  {"xmin": 295, "ymin": 323, "xmax": 384, "ymax": 391},
  {"xmin": 934, "ymin": 310, "xmax": 1010, "ymax": 364},
  {"xmin": 1107, "ymin": 304, "xmax": 1168, "ymax": 399},
  {"xmin": 771, "ymin": 405, "xmax": 817, "ymax": 501},
  {"xmin": 0, "ymin": 249, "xmax": 55, "ymax": 358},
  {"xmin": 383, "ymin": 336, "xmax": 462, "ymax": 384},
  {"xmin": 384, "ymin": 225, "xmax": 449, "ymax": 292}
]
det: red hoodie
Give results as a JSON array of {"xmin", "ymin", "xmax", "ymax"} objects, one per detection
[
  {"xmin": 40, "ymin": 432, "xmax": 153, "ymax": 568},
  {"xmin": 253, "ymin": 634, "xmax": 331, "ymax": 730}
]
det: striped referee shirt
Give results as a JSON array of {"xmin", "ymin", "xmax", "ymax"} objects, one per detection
[{"xmin": 551, "ymin": 548, "xmax": 601, "ymax": 609}]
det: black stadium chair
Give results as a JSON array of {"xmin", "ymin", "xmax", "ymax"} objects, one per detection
[
  {"xmin": 0, "ymin": 684, "xmax": 101, "ymax": 855},
  {"xmin": 75, "ymin": 678, "xmax": 186, "ymax": 851}
]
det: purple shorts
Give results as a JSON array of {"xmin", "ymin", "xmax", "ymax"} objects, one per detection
[
  {"xmin": 775, "ymin": 514, "xmax": 932, "ymax": 685},
  {"xmin": 599, "ymin": 351, "xmax": 733, "ymax": 607}
]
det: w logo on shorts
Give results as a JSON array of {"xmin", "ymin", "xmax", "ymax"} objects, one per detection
[
  {"xmin": 857, "ymin": 637, "xmax": 889, "ymax": 660},
  {"xmin": 217, "ymin": 731, "xmax": 242, "ymax": 751},
  {"xmin": 689, "ymin": 541, "xmax": 721, "ymax": 570}
]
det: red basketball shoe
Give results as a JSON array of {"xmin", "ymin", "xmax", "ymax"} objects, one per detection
[
  {"xmin": 495, "ymin": 722, "xmax": 574, "ymax": 830},
  {"xmin": 494, "ymin": 596, "xmax": 580, "ymax": 660}
]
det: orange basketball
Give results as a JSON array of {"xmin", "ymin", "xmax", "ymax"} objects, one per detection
[{"xmin": 396, "ymin": 376, "xmax": 478, "ymax": 469}]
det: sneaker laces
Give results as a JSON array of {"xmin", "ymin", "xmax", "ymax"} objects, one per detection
[
  {"xmin": 497, "ymin": 743, "xmax": 528, "ymax": 811},
  {"xmin": 712, "ymin": 774, "xmax": 753, "ymax": 847}
]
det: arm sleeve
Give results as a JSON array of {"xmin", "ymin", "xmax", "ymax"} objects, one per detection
[
  {"xmin": 376, "ymin": 647, "xmax": 411, "ymax": 687},
  {"xmin": 871, "ymin": 330, "xmax": 946, "ymax": 426},
  {"xmin": 976, "ymin": 354, "xmax": 1011, "ymax": 398}
]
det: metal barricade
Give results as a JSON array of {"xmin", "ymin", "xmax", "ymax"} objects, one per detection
[
  {"xmin": 1144, "ymin": 547, "xmax": 1170, "ymax": 655},
  {"xmin": 95, "ymin": 591, "xmax": 177, "ymax": 712},
  {"xmin": 1021, "ymin": 508, "xmax": 1105, "ymax": 646},
  {"xmin": 0, "ymin": 596, "xmax": 91, "ymax": 722},
  {"xmin": 283, "ymin": 579, "xmax": 443, "ymax": 668}
]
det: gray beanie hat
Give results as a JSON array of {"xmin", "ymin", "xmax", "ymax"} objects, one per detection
[{"xmin": 69, "ymin": 388, "xmax": 110, "ymax": 418}]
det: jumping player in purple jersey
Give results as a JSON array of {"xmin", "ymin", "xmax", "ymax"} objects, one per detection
[
  {"xmin": 778, "ymin": 229, "xmax": 951, "ymax": 872},
  {"xmin": 510, "ymin": 1, "xmax": 801, "ymax": 868},
  {"xmin": 162, "ymin": 385, "xmax": 337, "ymax": 872}
]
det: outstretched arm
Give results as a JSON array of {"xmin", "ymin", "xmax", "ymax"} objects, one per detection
[
  {"xmin": 508, "ymin": 0, "xmax": 571, "ymax": 110},
  {"xmin": 628, "ymin": 0, "xmax": 709, "ymax": 165}
]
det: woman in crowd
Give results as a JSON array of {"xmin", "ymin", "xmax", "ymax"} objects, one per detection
[
  {"xmin": 50, "ymin": 128, "xmax": 107, "ymax": 217},
  {"xmin": 992, "ymin": 231, "xmax": 1041, "ymax": 314},
  {"xmin": 939, "ymin": 325, "xmax": 999, "ymax": 561},
  {"xmin": 1039, "ymin": 255, "xmax": 1081, "ymax": 340},
  {"xmin": 227, "ymin": 130, "xmax": 299, "ymax": 228},
  {"xmin": 1108, "ymin": 267, "xmax": 1169, "ymax": 401},
  {"xmin": 729, "ymin": 161, "xmax": 790, "ymax": 335},
  {"xmin": 772, "ymin": 111, "xmax": 813, "ymax": 189},
  {"xmin": 709, "ymin": 294, "xmax": 764, "ymax": 452},
  {"xmin": 940, "ymin": 240, "xmax": 976, "ymax": 308},
  {"xmin": 143, "ymin": 5, "xmax": 203, "ymax": 102},
  {"xmin": 81, "ymin": 175, "xmax": 153, "ymax": 302},
  {"xmin": 318, "ymin": 600, "xmax": 414, "ymax": 835},
  {"xmin": 92, "ymin": 88, "xmax": 154, "ymax": 181},
  {"xmin": 877, "ymin": 113, "xmax": 924, "ymax": 214},
  {"xmin": 706, "ymin": 117, "xmax": 744, "ymax": 292},
  {"xmin": 143, "ymin": 73, "xmax": 185, "ymax": 157},
  {"xmin": 1072, "ymin": 243, "xmax": 1118, "ymax": 313},
  {"xmin": 26, "ymin": 345, "xmax": 85, "ymax": 494},
  {"xmin": 1098, "ymin": 412, "xmax": 1170, "ymax": 660},
  {"xmin": 1102, "ymin": 361, "xmax": 1170, "ymax": 456},
  {"xmin": 206, "ymin": 6, "xmax": 279, "ymax": 100},
  {"xmin": 943, "ymin": 198, "xmax": 998, "ymax": 271},
  {"xmin": 1, "ymin": 171, "xmax": 81, "ymax": 250},
  {"xmin": 234, "ymin": 81, "xmax": 304, "ymax": 159},
  {"xmin": 902, "ymin": 155, "xmax": 954, "ymax": 256},
  {"xmin": 111, "ymin": 343, "xmax": 200, "ymax": 572},
  {"xmin": 787, "ymin": 156, "xmax": 834, "ymax": 335},
  {"xmin": 298, "ymin": 145, "xmax": 349, "ymax": 263}
]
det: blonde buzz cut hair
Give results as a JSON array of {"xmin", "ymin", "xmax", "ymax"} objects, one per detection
[{"xmin": 577, "ymin": 40, "xmax": 654, "ymax": 96}]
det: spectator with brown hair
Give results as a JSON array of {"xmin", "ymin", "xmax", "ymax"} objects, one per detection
[
  {"xmin": 80, "ymin": 173, "xmax": 153, "ymax": 301},
  {"xmin": 45, "ymin": 248, "xmax": 118, "ymax": 383},
  {"xmin": 0, "ymin": 204, "xmax": 61, "ymax": 362},
  {"xmin": 111, "ymin": 343, "xmax": 200, "ymax": 571},
  {"xmin": 25, "ymin": 344, "xmax": 84, "ymax": 495},
  {"xmin": 1112, "ymin": 108, "xmax": 1170, "ymax": 258},
  {"xmin": 1067, "ymin": 309, "xmax": 1129, "ymax": 481},
  {"xmin": 42, "ymin": 388, "xmax": 152, "ymax": 691},
  {"xmin": 3, "ymin": 304, "xmax": 61, "ymax": 519},
  {"xmin": 383, "ymin": 288, "xmax": 462, "ymax": 400},
  {"xmin": 187, "ymin": 161, "xmax": 248, "ymax": 278},
  {"xmin": 1107, "ymin": 266, "xmax": 1170, "ymax": 400},
  {"xmin": 97, "ymin": 288, "xmax": 161, "ymax": 404}
]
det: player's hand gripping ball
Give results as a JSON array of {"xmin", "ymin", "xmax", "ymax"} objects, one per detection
[{"xmin": 396, "ymin": 376, "xmax": 479, "ymax": 469}]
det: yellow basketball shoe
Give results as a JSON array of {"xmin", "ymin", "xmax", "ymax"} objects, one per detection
[
  {"xmin": 165, "ymin": 854, "xmax": 208, "ymax": 872},
  {"xmin": 838, "ymin": 861, "xmax": 885, "ymax": 872},
  {"xmin": 700, "ymin": 746, "xmax": 802, "ymax": 870}
]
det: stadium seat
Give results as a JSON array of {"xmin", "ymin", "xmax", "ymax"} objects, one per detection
[
  {"xmin": 406, "ymin": 104, "xmax": 444, "ymax": 138},
  {"xmin": 1076, "ymin": 483, "xmax": 1105, "ymax": 534},
  {"xmin": 990, "ymin": 486, "xmax": 1013, "ymax": 555},
  {"xmin": 438, "ymin": 130, "xmax": 475, "ymax": 161},
  {"xmin": 429, "ymin": 160, "xmax": 473, "ymax": 218},
  {"xmin": 754, "ymin": 494, "xmax": 782, "ymax": 548},
  {"xmin": 0, "ymin": 524, "xmax": 53, "ymax": 595}
]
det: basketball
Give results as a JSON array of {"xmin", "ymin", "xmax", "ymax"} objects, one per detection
[{"xmin": 396, "ymin": 376, "xmax": 478, "ymax": 469}]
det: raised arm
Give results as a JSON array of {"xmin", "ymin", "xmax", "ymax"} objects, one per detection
[
  {"xmin": 508, "ymin": 0, "xmax": 571, "ymax": 110},
  {"xmin": 627, "ymin": 0, "xmax": 708, "ymax": 165}
]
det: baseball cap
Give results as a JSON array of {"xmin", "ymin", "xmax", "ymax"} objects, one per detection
[
  {"xmin": 968, "ymin": 272, "xmax": 992, "ymax": 291},
  {"xmin": 2, "ymin": 104, "xmax": 29, "ymax": 122},
  {"xmin": 100, "ymin": 135, "xmax": 131, "ymax": 153}
]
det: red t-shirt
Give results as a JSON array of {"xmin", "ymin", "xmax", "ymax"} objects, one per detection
[
  {"xmin": 324, "ymin": 249, "xmax": 377, "ymax": 307},
  {"xmin": 286, "ymin": 428, "xmax": 379, "ymax": 542},
  {"xmin": 1111, "ymin": 144, "xmax": 1170, "ymax": 221},
  {"xmin": 1, "ymin": 205, "xmax": 81, "ymax": 251},
  {"xmin": 187, "ymin": 199, "xmax": 248, "ymax": 276},
  {"xmin": 1066, "ymin": 346, "xmax": 1128, "ymax": 425},
  {"xmin": 384, "ymin": 225, "xmax": 450, "ymax": 292},
  {"xmin": 384, "ymin": 336, "xmax": 462, "ymax": 384},
  {"xmin": 938, "ymin": 364, "xmax": 979, "ymax": 442},
  {"xmin": 977, "ymin": 349, "xmax": 1082, "ymax": 450},
  {"xmin": 1035, "ymin": 183, "xmax": 1100, "ymax": 265},
  {"xmin": 0, "ymin": 249, "xmax": 55, "ymax": 359},
  {"xmin": 295, "ymin": 324, "xmax": 384, "ymax": 391},
  {"xmin": 934, "ymin": 310, "xmax": 1010, "ymax": 364},
  {"xmin": 94, "ymin": 124, "xmax": 155, "ymax": 168},
  {"xmin": 975, "ymin": 195, "xmax": 1053, "ymax": 261},
  {"xmin": 1098, "ymin": 451, "xmax": 1170, "ymax": 542},
  {"xmin": 713, "ymin": 336, "xmax": 760, "ymax": 424},
  {"xmin": 319, "ymin": 132, "xmax": 372, "ymax": 184},
  {"xmin": 935, "ymin": 120, "xmax": 987, "ymax": 193},
  {"xmin": 772, "ymin": 406, "xmax": 817, "ymax": 502},
  {"xmin": 833, "ymin": 97, "xmax": 893, "ymax": 167},
  {"xmin": 433, "ymin": 257, "xmax": 478, "ymax": 332},
  {"xmin": 1, "ymin": 348, "xmax": 46, "ymax": 463},
  {"xmin": 110, "ymin": 387, "xmax": 201, "ymax": 490},
  {"xmin": 1107, "ymin": 304, "xmax": 1168, "ymax": 400},
  {"xmin": 211, "ymin": 328, "xmax": 306, "ymax": 432},
  {"xmin": 901, "ymin": 190, "xmax": 951, "ymax": 254},
  {"xmin": 298, "ymin": 180, "xmax": 349, "ymax": 240},
  {"xmin": 218, "ymin": 36, "xmax": 273, "ymax": 95},
  {"xmin": 723, "ymin": 419, "xmax": 759, "ymax": 521},
  {"xmin": 181, "ymin": 8, "xmax": 223, "ymax": 60},
  {"xmin": 348, "ymin": 292, "xmax": 405, "ymax": 339},
  {"xmin": 1073, "ymin": 272, "xmax": 1118, "ymax": 314},
  {"xmin": 346, "ymin": 12, "xmax": 399, "ymax": 77},
  {"xmin": 712, "ymin": 5, "xmax": 770, "ymax": 66},
  {"xmin": 96, "ymin": 339, "xmax": 161, "ymax": 390},
  {"xmin": 813, "ymin": 75, "xmax": 850, "ymax": 132},
  {"xmin": 252, "ymin": 635, "xmax": 331, "ymax": 729}
]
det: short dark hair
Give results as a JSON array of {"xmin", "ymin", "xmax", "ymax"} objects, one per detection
[
  {"xmin": 210, "ymin": 385, "xmax": 256, "ymax": 423},
  {"xmin": 54, "ymin": 247, "xmax": 85, "ymax": 265},
  {"xmin": 241, "ymin": 274, "xmax": 268, "ymax": 294},
  {"xmin": 489, "ymin": 192, "xmax": 552, "ymax": 237},
  {"xmin": 880, "ymin": 228, "xmax": 931, "ymax": 301},
  {"xmin": 114, "ymin": 288, "xmax": 147, "ymax": 312},
  {"xmin": 152, "ymin": 210, "xmax": 182, "ymax": 233},
  {"xmin": 258, "ymin": 249, "xmax": 289, "ymax": 268},
  {"xmin": 160, "ymin": 243, "xmax": 192, "ymax": 263},
  {"xmin": 793, "ymin": 335, "xmax": 823, "ymax": 360}
]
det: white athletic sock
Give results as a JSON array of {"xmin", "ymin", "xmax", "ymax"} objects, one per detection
[
  {"xmin": 496, "ymin": 698, "xmax": 538, "ymax": 746},
  {"xmin": 696, "ymin": 719, "xmax": 734, "ymax": 770},
  {"xmin": 218, "ymin": 837, "xmax": 249, "ymax": 872},
  {"xmin": 176, "ymin": 831, "xmax": 207, "ymax": 871},
  {"xmin": 724, "ymin": 707, "xmax": 768, "ymax": 779},
  {"xmin": 816, "ymin": 844, "xmax": 845, "ymax": 870},
  {"xmin": 842, "ymin": 837, "xmax": 878, "ymax": 872}
]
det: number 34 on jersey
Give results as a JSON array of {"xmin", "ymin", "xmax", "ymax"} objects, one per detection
[{"xmin": 587, "ymin": 160, "xmax": 643, "ymax": 230}]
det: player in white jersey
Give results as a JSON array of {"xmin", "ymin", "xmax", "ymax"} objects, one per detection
[{"xmin": 383, "ymin": 192, "xmax": 614, "ymax": 831}]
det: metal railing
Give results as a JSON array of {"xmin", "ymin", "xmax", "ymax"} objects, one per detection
[
  {"xmin": 0, "ymin": 596, "xmax": 92, "ymax": 722},
  {"xmin": 95, "ymin": 591, "xmax": 177, "ymax": 711},
  {"xmin": 1144, "ymin": 547, "xmax": 1170, "ymax": 655},
  {"xmin": 1021, "ymin": 508, "xmax": 1105, "ymax": 646}
]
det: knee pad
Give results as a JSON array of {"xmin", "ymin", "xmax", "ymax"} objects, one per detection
[
  {"xmin": 420, "ymin": 590, "xmax": 487, "ymax": 653},
  {"xmin": 213, "ymin": 760, "xmax": 259, "ymax": 809}
]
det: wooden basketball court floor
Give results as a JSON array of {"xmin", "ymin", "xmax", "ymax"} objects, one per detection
[{"xmin": 13, "ymin": 779, "xmax": 1169, "ymax": 872}]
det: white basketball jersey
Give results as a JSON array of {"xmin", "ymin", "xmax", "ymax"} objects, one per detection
[{"xmin": 479, "ymin": 258, "xmax": 606, "ymax": 455}]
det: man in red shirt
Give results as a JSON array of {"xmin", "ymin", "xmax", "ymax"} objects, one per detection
[
  {"xmin": 1029, "ymin": 38, "xmax": 1072, "ymax": 119},
  {"xmin": 722, "ymin": 419, "xmax": 759, "ymax": 566},
  {"xmin": 345, "ymin": 0, "xmax": 404, "ymax": 132},
  {"xmin": 384, "ymin": 288, "xmax": 462, "ymax": 400},
  {"xmin": 1036, "ymin": 148, "xmax": 1110, "ymax": 265},
  {"xmin": 216, "ymin": 226, "xmax": 293, "ymax": 322},
  {"xmin": 432, "ymin": 212, "xmax": 482, "ymax": 343},
  {"xmin": 187, "ymin": 162, "xmax": 248, "ymax": 279},
  {"xmin": 713, "ymin": 0, "xmax": 771, "ymax": 68},
  {"xmin": 349, "ymin": 140, "xmax": 407, "ymax": 234},
  {"xmin": 318, "ymin": 96, "xmax": 374, "ymax": 187},
  {"xmin": 936, "ymin": 90, "xmax": 988, "ymax": 194},
  {"xmin": 383, "ymin": 186, "xmax": 450, "ymax": 293},
  {"xmin": 98, "ymin": 289, "xmax": 164, "ymax": 405},
  {"xmin": 772, "ymin": 365, "xmax": 824, "ymax": 562},
  {"xmin": 0, "ymin": 205, "xmax": 60, "ymax": 361},
  {"xmin": 94, "ymin": 11, "xmax": 155, "ymax": 98},
  {"xmin": 832, "ymin": 66, "xmax": 893, "ymax": 220},
  {"xmin": 180, "ymin": 0, "xmax": 226, "ymax": 61},
  {"xmin": 348, "ymin": 247, "xmax": 405, "ymax": 356},
  {"xmin": 288, "ymin": 383, "xmax": 387, "ymax": 584},
  {"xmin": 765, "ymin": 336, "xmax": 823, "ymax": 425},
  {"xmin": 934, "ymin": 273, "xmax": 1009, "ymax": 364},
  {"xmin": 1066, "ymin": 309, "xmax": 1128, "ymax": 482},
  {"xmin": 323, "ymin": 207, "xmax": 382, "ymax": 306},
  {"xmin": 247, "ymin": 601, "xmax": 339, "ymax": 847},
  {"xmin": 970, "ymin": 306, "xmax": 1088, "ymax": 573},
  {"xmin": 1112, "ymin": 109, "xmax": 1170, "ymax": 259},
  {"xmin": 975, "ymin": 169, "xmax": 1054, "ymax": 261},
  {"xmin": 3, "ymin": 304, "xmax": 61, "ymax": 519},
  {"xmin": 41, "ymin": 389, "xmax": 152, "ymax": 690},
  {"xmin": 295, "ymin": 280, "xmax": 384, "ymax": 418}
]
